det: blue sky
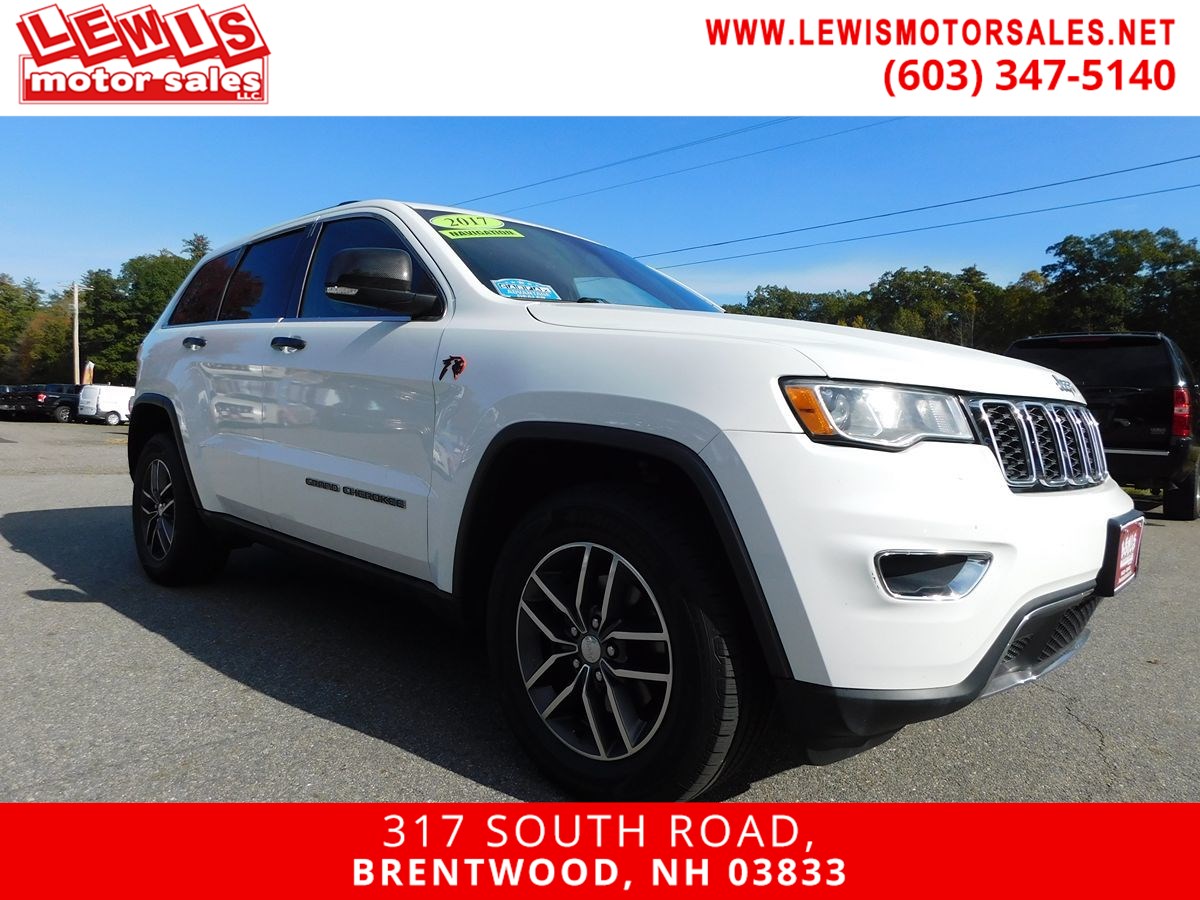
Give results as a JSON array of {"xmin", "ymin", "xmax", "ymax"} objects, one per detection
[{"xmin": 2, "ymin": 117, "xmax": 1198, "ymax": 305}]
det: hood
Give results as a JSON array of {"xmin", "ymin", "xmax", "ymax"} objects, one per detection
[{"xmin": 527, "ymin": 305, "xmax": 1082, "ymax": 402}]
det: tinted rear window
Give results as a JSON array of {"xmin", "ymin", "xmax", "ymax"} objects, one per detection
[
  {"xmin": 1008, "ymin": 339, "xmax": 1174, "ymax": 389},
  {"xmin": 169, "ymin": 250, "xmax": 240, "ymax": 326},
  {"xmin": 219, "ymin": 230, "xmax": 306, "ymax": 321}
]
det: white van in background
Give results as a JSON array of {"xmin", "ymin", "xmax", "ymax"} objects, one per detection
[{"xmin": 77, "ymin": 384, "xmax": 135, "ymax": 425}]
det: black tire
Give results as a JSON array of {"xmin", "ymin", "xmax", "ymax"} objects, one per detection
[
  {"xmin": 132, "ymin": 433, "xmax": 228, "ymax": 584},
  {"xmin": 1163, "ymin": 461, "xmax": 1200, "ymax": 521},
  {"xmin": 104, "ymin": 411, "xmax": 121, "ymax": 427},
  {"xmin": 53, "ymin": 405, "xmax": 72, "ymax": 423},
  {"xmin": 488, "ymin": 484, "xmax": 766, "ymax": 800}
]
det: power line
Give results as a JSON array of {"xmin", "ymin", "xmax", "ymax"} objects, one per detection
[
  {"xmin": 657, "ymin": 182, "xmax": 1200, "ymax": 270},
  {"xmin": 454, "ymin": 117, "xmax": 798, "ymax": 205},
  {"xmin": 639, "ymin": 152, "xmax": 1200, "ymax": 259},
  {"xmin": 502, "ymin": 119, "xmax": 903, "ymax": 214}
]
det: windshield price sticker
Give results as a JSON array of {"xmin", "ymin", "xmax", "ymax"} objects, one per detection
[{"xmin": 491, "ymin": 278, "xmax": 561, "ymax": 300}]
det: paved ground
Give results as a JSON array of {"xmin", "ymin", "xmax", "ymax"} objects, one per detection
[{"xmin": 0, "ymin": 419, "xmax": 1196, "ymax": 802}]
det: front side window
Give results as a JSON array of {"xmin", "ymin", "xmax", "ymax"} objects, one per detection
[
  {"xmin": 301, "ymin": 217, "xmax": 440, "ymax": 319},
  {"xmin": 169, "ymin": 249, "xmax": 240, "ymax": 326},
  {"xmin": 218, "ymin": 229, "xmax": 306, "ymax": 321},
  {"xmin": 416, "ymin": 209, "xmax": 720, "ymax": 312}
]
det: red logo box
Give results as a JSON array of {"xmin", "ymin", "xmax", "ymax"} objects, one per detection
[{"xmin": 16, "ymin": 2, "xmax": 269, "ymax": 102}]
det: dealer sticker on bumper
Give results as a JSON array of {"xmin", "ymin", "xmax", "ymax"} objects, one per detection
[{"xmin": 1098, "ymin": 512, "xmax": 1144, "ymax": 596}]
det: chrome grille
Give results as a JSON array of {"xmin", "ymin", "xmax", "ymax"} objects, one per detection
[
  {"xmin": 976, "ymin": 402, "xmax": 1033, "ymax": 484},
  {"xmin": 1053, "ymin": 406, "xmax": 1082, "ymax": 477},
  {"xmin": 971, "ymin": 400, "xmax": 1107, "ymax": 491}
]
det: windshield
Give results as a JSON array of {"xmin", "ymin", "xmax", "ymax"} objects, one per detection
[{"xmin": 417, "ymin": 209, "xmax": 721, "ymax": 312}]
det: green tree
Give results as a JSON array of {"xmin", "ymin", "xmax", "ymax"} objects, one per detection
[
  {"xmin": 0, "ymin": 274, "xmax": 43, "ymax": 381},
  {"xmin": 79, "ymin": 249, "xmax": 195, "ymax": 384},
  {"xmin": 78, "ymin": 268, "xmax": 125, "ymax": 381},
  {"xmin": 726, "ymin": 285, "xmax": 869, "ymax": 326},
  {"xmin": 979, "ymin": 271, "xmax": 1054, "ymax": 351},
  {"xmin": 16, "ymin": 299, "xmax": 72, "ymax": 382},
  {"xmin": 183, "ymin": 233, "xmax": 212, "ymax": 262},
  {"xmin": 866, "ymin": 267, "xmax": 973, "ymax": 343},
  {"xmin": 1042, "ymin": 227, "xmax": 1200, "ymax": 362},
  {"xmin": 726, "ymin": 227, "xmax": 1200, "ymax": 366}
]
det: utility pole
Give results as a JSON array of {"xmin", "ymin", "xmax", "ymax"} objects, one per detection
[{"xmin": 73, "ymin": 282, "xmax": 81, "ymax": 385}]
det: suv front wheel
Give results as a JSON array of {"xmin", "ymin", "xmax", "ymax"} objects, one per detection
[
  {"xmin": 488, "ymin": 485, "xmax": 764, "ymax": 800},
  {"xmin": 132, "ymin": 434, "xmax": 229, "ymax": 584}
]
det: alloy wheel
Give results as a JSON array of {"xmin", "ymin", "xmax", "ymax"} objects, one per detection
[
  {"xmin": 515, "ymin": 542, "xmax": 673, "ymax": 761},
  {"xmin": 139, "ymin": 458, "xmax": 176, "ymax": 561}
]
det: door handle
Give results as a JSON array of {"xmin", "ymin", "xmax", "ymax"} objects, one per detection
[
  {"xmin": 182, "ymin": 336, "xmax": 206, "ymax": 350},
  {"xmin": 270, "ymin": 336, "xmax": 307, "ymax": 353}
]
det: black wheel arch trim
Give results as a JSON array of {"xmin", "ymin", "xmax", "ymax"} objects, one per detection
[
  {"xmin": 129, "ymin": 392, "xmax": 203, "ymax": 511},
  {"xmin": 453, "ymin": 421, "xmax": 794, "ymax": 679}
]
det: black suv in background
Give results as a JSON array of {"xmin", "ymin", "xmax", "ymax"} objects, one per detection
[
  {"xmin": 1006, "ymin": 333, "xmax": 1199, "ymax": 520},
  {"xmin": 0, "ymin": 384, "xmax": 81, "ymax": 422}
]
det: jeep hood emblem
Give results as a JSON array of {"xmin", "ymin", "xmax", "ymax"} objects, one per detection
[{"xmin": 1055, "ymin": 376, "xmax": 1078, "ymax": 395}]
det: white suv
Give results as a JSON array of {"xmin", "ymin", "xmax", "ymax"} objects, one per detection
[{"xmin": 130, "ymin": 200, "xmax": 1144, "ymax": 799}]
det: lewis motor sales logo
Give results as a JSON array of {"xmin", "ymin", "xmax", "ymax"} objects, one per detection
[{"xmin": 17, "ymin": 3, "xmax": 268, "ymax": 103}]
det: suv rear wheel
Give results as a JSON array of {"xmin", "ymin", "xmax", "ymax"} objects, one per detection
[
  {"xmin": 488, "ymin": 484, "xmax": 764, "ymax": 800},
  {"xmin": 53, "ymin": 405, "xmax": 72, "ymax": 423},
  {"xmin": 1163, "ymin": 461, "xmax": 1200, "ymax": 521},
  {"xmin": 132, "ymin": 433, "xmax": 228, "ymax": 584}
]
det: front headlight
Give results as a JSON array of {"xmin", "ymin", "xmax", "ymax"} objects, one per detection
[{"xmin": 781, "ymin": 380, "xmax": 974, "ymax": 449}]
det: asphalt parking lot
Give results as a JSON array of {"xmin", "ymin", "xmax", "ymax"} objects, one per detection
[{"xmin": 0, "ymin": 419, "xmax": 1196, "ymax": 802}]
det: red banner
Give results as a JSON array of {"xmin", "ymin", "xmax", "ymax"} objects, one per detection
[{"xmin": 0, "ymin": 803, "xmax": 1193, "ymax": 896}]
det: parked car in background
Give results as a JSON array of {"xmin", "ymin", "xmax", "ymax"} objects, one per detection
[
  {"xmin": 45, "ymin": 384, "xmax": 81, "ymax": 422},
  {"xmin": 77, "ymin": 384, "xmax": 136, "ymax": 426},
  {"xmin": 2, "ymin": 383, "xmax": 81, "ymax": 422},
  {"xmin": 1006, "ymin": 332, "xmax": 1199, "ymax": 520},
  {"xmin": 0, "ymin": 385, "xmax": 17, "ymax": 418}
]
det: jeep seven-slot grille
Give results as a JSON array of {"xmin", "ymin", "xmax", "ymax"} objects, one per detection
[{"xmin": 970, "ymin": 400, "xmax": 1107, "ymax": 491}]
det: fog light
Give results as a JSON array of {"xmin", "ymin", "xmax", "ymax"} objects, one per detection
[{"xmin": 875, "ymin": 552, "xmax": 992, "ymax": 600}]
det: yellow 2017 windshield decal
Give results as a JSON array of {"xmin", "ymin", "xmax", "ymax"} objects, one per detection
[{"xmin": 430, "ymin": 214, "xmax": 524, "ymax": 239}]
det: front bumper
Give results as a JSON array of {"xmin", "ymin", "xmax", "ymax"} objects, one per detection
[
  {"xmin": 701, "ymin": 429, "xmax": 1135, "ymax": 690},
  {"xmin": 774, "ymin": 582, "xmax": 1101, "ymax": 748}
]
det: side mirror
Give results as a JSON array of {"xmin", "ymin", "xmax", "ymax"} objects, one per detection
[{"xmin": 324, "ymin": 247, "xmax": 440, "ymax": 317}]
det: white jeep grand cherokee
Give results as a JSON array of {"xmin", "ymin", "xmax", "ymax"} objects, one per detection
[{"xmin": 130, "ymin": 200, "xmax": 1144, "ymax": 799}]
